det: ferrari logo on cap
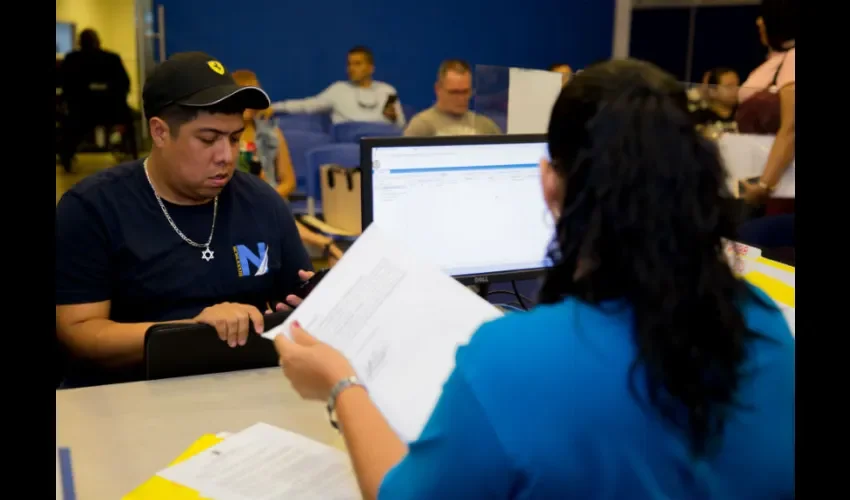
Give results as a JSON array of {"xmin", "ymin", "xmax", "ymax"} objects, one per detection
[{"xmin": 207, "ymin": 60, "xmax": 225, "ymax": 75}]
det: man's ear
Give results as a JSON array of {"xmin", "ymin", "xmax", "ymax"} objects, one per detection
[{"xmin": 149, "ymin": 117, "xmax": 172, "ymax": 147}]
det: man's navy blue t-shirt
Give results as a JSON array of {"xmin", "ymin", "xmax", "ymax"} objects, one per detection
[{"xmin": 55, "ymin": 159, "xmax": 312, "ymax": 385}]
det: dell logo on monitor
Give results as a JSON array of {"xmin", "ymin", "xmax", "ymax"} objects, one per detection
[{"xmin": 474, "ymin": 276, "xmax": 489, "ymax": 284}]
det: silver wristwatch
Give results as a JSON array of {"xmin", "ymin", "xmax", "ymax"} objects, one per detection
[{"xmin": 327, "ymin": 376, "xmax": 365, "ymax": 430}]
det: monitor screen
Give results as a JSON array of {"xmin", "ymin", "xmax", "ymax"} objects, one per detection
[{"xmin": 363, "ymin": 135, "xmax": 554, "ymax": 281}]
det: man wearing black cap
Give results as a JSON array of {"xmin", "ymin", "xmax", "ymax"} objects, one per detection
[{"xmin": 55, "ymin": 52, "xmax": 313, "ymax": 387}]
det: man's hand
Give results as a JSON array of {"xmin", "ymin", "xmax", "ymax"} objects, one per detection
[
  {"xmin": 328, "ymin": 244, "xmax": 343, "ymax": 267},
  {"xmin": 383, "ymin": 105, "xmax": 397, "ymax": 123},
  {"xmin": 274, "ymin": 321, "xmax": 356, "ymax": 401},
  {"xmin": 740, "ymin": 180, "xmax": 771, "ymax": 206},
  {"xmin": 267, "ymin": 270, "xmax": 315, "ymax": 314},
  {"xmin": 194, "ymin": 302, "xmax": 265, "ymax": 348}
]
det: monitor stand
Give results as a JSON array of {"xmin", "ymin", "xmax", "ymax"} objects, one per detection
[
  {"xmin": 468, "ymin": 283, "xmax": 512, "ymax": 313},
  {"xmin": 467, "ymin": 283, "xmax": 490, "ymax": 299}
]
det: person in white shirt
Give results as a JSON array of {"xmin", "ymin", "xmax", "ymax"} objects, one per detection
[{"xmin": 270, "ymin": 46, "xmax": 405, "ymax": 127}]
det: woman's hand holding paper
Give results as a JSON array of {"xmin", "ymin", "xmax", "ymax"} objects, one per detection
[{"xmin": 273, "ymin": 322, "xmax": 356, "ymax": 401}]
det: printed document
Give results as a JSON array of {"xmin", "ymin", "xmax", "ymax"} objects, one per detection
[
  {"xmin": 156, "ymin": 422, "xmax": 359, "ymax": 500},
  {"xmin": 262, "ymin": 224, "xmax": 503, "ymax": 442}
]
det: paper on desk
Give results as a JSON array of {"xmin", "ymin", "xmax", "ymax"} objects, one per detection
[
  {"xmin": 778, "ymin": 304, "xmax": 795, "ymax": 337},
  {"xmin": 156, "ymin": 422, "xmax": 359, "ymax": 500},
  {"xmin": 717, "ymin": 133, "xmax": 795, "ymax": 198},
  {"xmin": 262, "ymin": 223, "xmax": 503, "ymax": 442},
  {"xmin": 123, "ymin": 435, "xmax": 225, "ymax": 499}
]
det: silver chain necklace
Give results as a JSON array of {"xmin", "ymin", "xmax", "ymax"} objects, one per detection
[{"xmin": 143, "ymin": 158, "xmax": 218, "ymax": 262}]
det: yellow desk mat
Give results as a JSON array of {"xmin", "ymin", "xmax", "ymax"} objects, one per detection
[
  {"xmin": 745, "ymin": 257, "xmax": 795, "ymax": 308},
  {"xmin": 122, "ymin": 434, "xmax": 223, "ymax": 500},
  {"xmin": 755, "ymin": 256, "xmax": 794, "ymax": 274}
]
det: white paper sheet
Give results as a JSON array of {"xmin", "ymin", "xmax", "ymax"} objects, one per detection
[
  {"xmin": 778, "ymin": 304, "xmax": 795, "ymax": 337},
  {"xmin": 507, "ymin": 67, "xmax": 563, "ymax": 134},
  {"xmin": 156, "ymin": 422, "xmax": 359, "ymax": 500},
  {"xmin": 717, "ymin": 133, "xmax": 795, "ymax": 198},
  {"xmin": 262, "ymin": 224, "xmax": 503, "ymax": 442}
]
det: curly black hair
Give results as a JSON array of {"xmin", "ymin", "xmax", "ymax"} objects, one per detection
[{"xmin": 538, "ymin": 59, "xmax": 767, "ymax": 457}]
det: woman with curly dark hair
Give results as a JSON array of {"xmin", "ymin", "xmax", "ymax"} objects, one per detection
[{"xmin": 271, "ymin": 59, "xmax": 795, "ymax": 499}]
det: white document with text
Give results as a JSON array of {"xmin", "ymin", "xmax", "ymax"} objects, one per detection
[
  {"xmin": 156, "ymin": 422, "xmax": 359, "ymax": 500},
  {"xmin": 262, "ymin": 224, "xmax": 503, "ymax": 442}
]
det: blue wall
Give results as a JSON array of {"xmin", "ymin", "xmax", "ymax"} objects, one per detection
[{"xmin": 156, "ymin": 0, "xmax": 616, "ymax": 112}]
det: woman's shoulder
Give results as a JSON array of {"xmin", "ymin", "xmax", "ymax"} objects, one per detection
[
  {"xmin": 473, "ymin": 299, "xmax": 572, "ymax": 344},
  {"xmin": 743, "ymin": 49, "xmax": 795, "ymax": 89},
  {"xmin": 740, "ymin": 283, "xmax": 795, "ymax": 344},
  {"xmin": 458, "ymin": 298, "xmax": 634, "ymax": 374},
  {"xmin": 480, "ymin": 297, "xmax": 630, "ymax": 333},
  {"xmin": 460, "ymin": 287, "xmax": 792, "ymax": 373}
]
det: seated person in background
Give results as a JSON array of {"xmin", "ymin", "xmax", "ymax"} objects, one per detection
[
  {"xmin": 690, "ymin": 67, "xmax": 740, "ymax": 132},
  {"xmin": 274, "ymin": 59, "xmax": 794, "ymax": 499},
  {"xmin": 58, "ymin": 28, "xmax": 132, "ymax": 172},
  {"xmin": 270, "ymin": 46, "xmax": 405, "ymax": 127},
  {"xmin": 548, "ymin": 62, "xmax": 573, "ymax": 86},
  {"xmin": 234, "ymin": 69, "xmax": 345, "ymax": 265},
  {"xmin": 404, "ymin": 59, "xmax": 502, "ymax": 137},
  {"xmin": 55, "ymin": 52, "xmax": 313, "ymax": 387},
  {"xmin": 231, "ymin": 69, "xmax": 297, "ymax": 197}
]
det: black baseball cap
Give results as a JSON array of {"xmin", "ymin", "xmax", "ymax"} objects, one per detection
[{"xmin": 142, "ymin": 51, "xmax": 271, "ymax": 119}]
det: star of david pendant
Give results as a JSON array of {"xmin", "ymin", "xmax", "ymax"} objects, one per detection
[{"xmin": 201, "ymin": 247, "xmax": 215, "ymax": 262}]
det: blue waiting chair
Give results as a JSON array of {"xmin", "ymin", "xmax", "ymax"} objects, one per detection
[
  {"xmin": 486, "ymin": 112, "xmax": 508, "ymax": 134},
  {"xmin": 332, "ymin": 121, "xmax": 402, "ymax": 143},
  {"xmin": 275, "ymin": 113, "xmax": 329, "ymax": 134},
  {"xmin": 402, "ymin": 104, "xmax": 417, "ymax": 123},
  {"xmin": 281, "ymin": 130, "xmax": 332, "ymax": 193}
]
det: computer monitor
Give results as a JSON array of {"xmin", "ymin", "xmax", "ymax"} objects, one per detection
[{"xmin": 361, "ymin": 134, "xmax": 553, "ymax": 285}]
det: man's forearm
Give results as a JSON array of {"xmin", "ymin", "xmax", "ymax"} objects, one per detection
[
  {"xmin": 271, "ymin": 98, "xmax": 328, "ymax": 114},
  {"xmin": 277, "ymin": 179, "xmax": 296, "ymax": 199},
  {"xmin": 336, "ymin": 386, "xmax": 408, "ymax": 500},
  {"xmin": 65, "ymin": 318, "xmax": 190, "ymax": 367},
  {"xmin": 270, "ymin": 100, "xmax": 290, "ymax": 113}
]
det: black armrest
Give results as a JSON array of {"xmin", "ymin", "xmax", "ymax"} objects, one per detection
[{"xmin": 144, "ymin": 309, "xmax": 291, "ymax": 381}]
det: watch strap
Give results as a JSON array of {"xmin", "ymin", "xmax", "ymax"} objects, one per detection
[
  {"xmin": 327, "ymin": 376, "xmax": 365, "ymax": 430},
  {"xmin": 757, "ymin": 180, "xmax": 776, "ymax": 192}
]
